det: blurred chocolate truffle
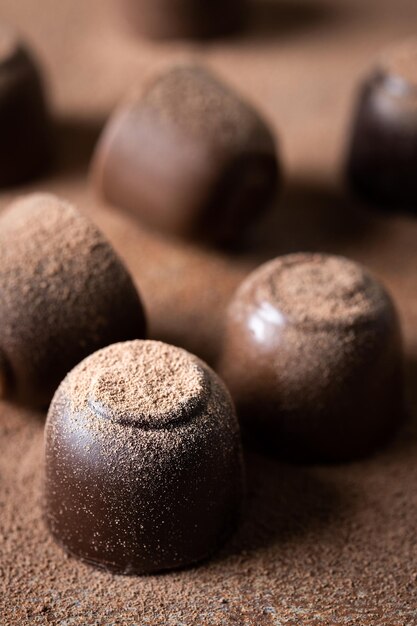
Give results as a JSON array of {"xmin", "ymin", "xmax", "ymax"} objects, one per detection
[
  {"xmin": 347, "ymin": 39, "xmax": 417, "ymax": 211},
  {"xmin": 218, "ymin": 254, "xmax": 404, "ymax": 462},
  {"xmin": 0, "ymin": 25, "xmax": 51, "ymax": 186},
  {"xmin": 121, "ymin": 0, "xmax": 247, "ymax": 40},
  {"xmin": 44, "ymin": 340, "xmax": 243, "ymax": 574},
  {"xmin": 92, "ymin": 65, "xmax": 280, "ymax": 245},
  {"xmin": 0, "ymin": 193, "xmax": 146, "ymax": 408}
]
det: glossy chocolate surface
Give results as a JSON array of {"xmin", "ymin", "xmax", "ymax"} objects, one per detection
[
  {"xmin": 0, "ymin": 194, "xmax": 146, "ymax": 408},
  {"xmin": 0, "ymin": 26, "xmax": 51, "ymax": 186},
  {"xmin": 44, "ymin": 340, "xmax": 244, "ymax": 575},
  {"xmin": 92, "ymin": 65, "xmax": 280, "ymax": 245},
  {"xmin": 347, "ymin": 40, "xmax": 417, "ymax": 211},
  {"xmin": 218, "ymin": 253, "xmax": 405, "ymax": 462},
  {"xmin": 121, "ymin": 0, "xmax": 247, "ymax": 40}
]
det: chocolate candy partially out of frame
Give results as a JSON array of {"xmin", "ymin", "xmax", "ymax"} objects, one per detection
[
  {"xmin": 218, "ymin": 253, "xmax": 405, "ymax": 462},
  {"xmin": 92, "ymin": 65, "xmax": 280, "ymax": 245},
  {"xmin": 0, "ymin": 26, "xmax": 51, "ymax": 186},
  {"xmin": 0, "ymin": 193, "xmax": 146, "ymax": 408},
  {"xmin": 347, "ymin": 39, "xmax": 417, "ymax": 212},
  {"xmin": 44, "ymin": 340, "xmax": 244, "ymax": 574}
]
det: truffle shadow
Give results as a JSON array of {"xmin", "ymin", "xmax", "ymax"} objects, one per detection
[
  {"xmin": 243, "ymin": 0, "xmax": 347, "ymax": 41},
  {"xmin": 220, "ymin": 451, "xmax": 344, "ymax": 556},
  {"xmin": 243, "ymin": 177, "xmax": 380, "ymax": 260},
  {"xmin": 392, "ymin": 353, "xmax": 417, "ymax": 453},
  {"xmin": 53, "ymin": 115, "xmax": 105, "ymax": 176}
]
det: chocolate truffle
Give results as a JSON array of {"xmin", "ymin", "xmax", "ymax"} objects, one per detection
[
  {"xmin": 121, "ymin": 0, "xmax": 247, "ymax": 40},
  {"xmin": 0, "ymin": 193, "xmax": 146, "ymax": 408},
  {"xmin": 347, "ymin": 39, "xmax": 417, "ymax": 211},
  {"xmin": 92, "ymin": 65, "xmax": 280, "ymax": 244},
  {"xmin": 218, "ymin": 254, "xmax": 404, "ymax": 462},
  {"xmin": 0, "ymin": 26, "xmax": 51, "ymax": 186},
  {"xmin": 44, "ymin": 340, "xmax": 244, "ymax": 574}
]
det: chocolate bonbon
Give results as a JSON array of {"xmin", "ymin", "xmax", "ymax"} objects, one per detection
[
  {"xmin": 218, "ymin": 253, "xmax": 404, "ymax": 462},
  {"xmin": 121, "ymin": 0, "xmax": 247, "ymax": 40},
  {"xmin": 92, "ymin": 65, "xmax": 280, "ymax": 244},
  {"xmin": 44, "ymin": 340, "xmax": 244, "ymax": 574},
  {"xmin": 0, "ymin": 193, "xmax": 146, "ymax": 408},
  {"xmin": 0, "ymin": 26, "xmax": 51, "ymax": 186},
  {"xmin": 347, "ymin": 39, "xmax": 417, "ymax": 211}
]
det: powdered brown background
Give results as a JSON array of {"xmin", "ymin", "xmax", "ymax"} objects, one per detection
[{"xmin": 1, "ymin": 0, "xmax": 417, "ymax": 624}]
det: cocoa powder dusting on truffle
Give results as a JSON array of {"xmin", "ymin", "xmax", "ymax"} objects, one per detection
[
  {"xmin": 140, "ymin": 65, "xmax": 272, "ymax": 151},
  {"xmin": 249, "ymin": 253, "xmax": 390, "ymax": 328},
  {"xmin": 51, "ymin": 341, "xmax": 238, "ymax": 461}
]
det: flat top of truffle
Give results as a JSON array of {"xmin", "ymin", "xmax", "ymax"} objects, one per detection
[
  {"xmin": 240, "ymin": 253, "xmax": 390, "ymax": 329},
  {"xmin": 137, "ymin": 65, "xmax": 271, "ymax": 150},
  {"xmin": 69, "ymin": 341, "xmax": 211, "ymax": 429}
]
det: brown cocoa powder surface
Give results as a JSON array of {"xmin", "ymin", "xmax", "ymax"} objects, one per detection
[{"xmin": 1, "ymin": 0, "xmax": 417, "ymax": 624}]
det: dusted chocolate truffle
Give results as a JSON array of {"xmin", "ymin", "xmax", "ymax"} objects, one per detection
[
  {"xmin": 92, "ymin": 65, "xmax": 280, "ymax": 244},
  {"xmin": 218, "ymin": 254, "xmax": 404, "ymax": 462},
  {"xmin": 0, "ymin": 194, "xmax": 146, "ymax": 408},
  {"xmin": 121, "ymin": 0, "xmax": 247, "ymax": 40},
  {"xmin": 44, "ymin": 340, "xmax": 244, "ymax": 575},
  {"xmin": 0, "ymin": 26, "xmax": 51, "ymax": 186},
  {"xmin": 347, "ymin": 39, "xmax": 417, "ymax": 211}
]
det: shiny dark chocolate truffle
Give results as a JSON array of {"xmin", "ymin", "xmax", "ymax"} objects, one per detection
[
  {"xmin": 218, "ymin": 254, "xmax": 404, "ymax": 462},
  {"xmin": 347, "ymin": 40, "xmax": 417, "ymax": 211},
  {"xmin": 0, "ymin": 26, "xmax": 51, "ymax": 186},
  {"xmin": 44, "ymin": 340, "xmax": 244, "ymax": 575},
  {"xmin": 121, "ymin": 0, "xmax": 247, "ymax": 40},
  {"xmin": 92, "ymin": 65, "xmax": 280, "ymax": 244},
  {"xmin": 0, "ymin": 194, "xmax": 146, "ymax": 408}
]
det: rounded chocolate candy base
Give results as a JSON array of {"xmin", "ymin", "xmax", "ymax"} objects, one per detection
[
  {"xmin": 44, "ymin": 341, "xmax": 244, "ymax": 574},
  {"xmin": 218, "ymin": 254, "xmax": 405, "ymax": 463}
]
